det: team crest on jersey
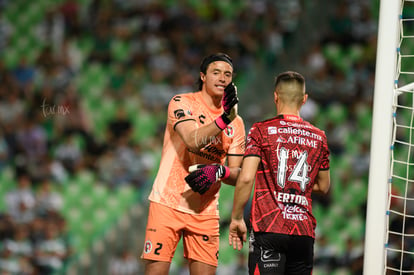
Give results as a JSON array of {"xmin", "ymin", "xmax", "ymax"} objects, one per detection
[
  {"xmin": 224, "ymin": 125, "xmax": 234, "ymax": 137},
  {"xmin": 144, "ymin": 240, "xmax": 152, "ymax": 254},
  {"xmin": 268, "ymin": 126, "xmax": 277, "ymax": 135}
]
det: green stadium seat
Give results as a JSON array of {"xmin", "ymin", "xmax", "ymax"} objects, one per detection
[
  {"xmin": 91, "ymin": 207, "xmax": 111, "ymax": 235},
  {"xmin": 326, "ymin": 230, "xmax": 346, "ymax": 256},
  {"xmin": 81, "ymin": 63, "xmax": 109, "ymax": 96},
  {"xmin": 2, "ymin": 47, "xmax": 19, "ymax": 68},
  {"xmin": 70, "ymin": 233, "xmax": 89, "ymax": 253},
  {"xmin": 65, "ymin": 207, "xmax": 83, "ymax": 232},
  {"xmin": 326, "ymin": 103, "xmax": 348, "ymax": 124},
  {"xmin": 323, "ymin": 43, "xmax": 347, "ymax": 72},
  {"xmin": 326, "ymin": 205, "xmax": 346, "ymax": 231},
  {"xmin": 123, "ymin": 96, "xmax": 142, "ymax": 117},
  {"xmin": 0, "ymin": 190, "xmax": 7, "ymax": 211},
  {"xmin": 313, "ymin": 204, "xmax": 325, "ymax": 222},
  {"xmin": 100, "ymin": 97, "xmax": 118, "ymax": 121},
  {"xmin": 63, "ymin": 181, "xmax": 83, "ymax": 207},
  {"xmin": 348, "ymin": 44, "xmax": 363, "ymax": 62},
  {"xmin": 105, "ymin": 196, "xmax": 124, "ymax": 223},
  {"xmin": 116, "ymin": 185, "xmax": 138, "ymax": 209},
  {"xmin": 132, "ymin": 110, "xmax": 159, "ymax": 143},
  {"xmin": 79, "ymin": 195, "xmax": 94, "ymax": 212},
  {"xmin": 330, "ymin": 175, "xmax": 345, "ymax": 203},
  {"xmin": 79, "ymin": 220, "xmax": 96, "ymax": 248},
  {"xmin": 0, "ymin": 166, "xmax": 15, "ymax": 189},
  {"xmin": 348, "ymin": 180, "xmax": 367, "ymax": 205},
  {"xmin": 73, "ymin": 170, "xmax": 95, "ymax": 188},
  {"xmin": 323, "ymin": 43, "xmax": 341, "ymax": 61},
  {"xmin": 313, "ymin": 108, "xmax": 329, "ymax": 130},
  {"xmin": 356, "ymin": 106, "xmax": 372, "ymax": 129},
  {"xmin": 111, "ymin": 39, "xmax": 130, "ymax": 63},
  {"xmin": 345, "ymin": 215, "xmax": 364, "ymax": 241},
  {"xmin": 3, "ymin": 4, "xmax": 17, "ymax": 22},
  {"xmin": 90, "ymin": 184, "xmax": 109, "ymax": 207}
]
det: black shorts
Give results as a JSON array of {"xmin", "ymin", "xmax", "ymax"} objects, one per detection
[{"xmin": 248, "ymin": 231, "xmax": 314, "ymax": 275}]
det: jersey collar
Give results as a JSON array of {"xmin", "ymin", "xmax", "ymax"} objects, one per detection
[{"xmin": 276, "ymin": 114, "xmax": 302, "ymax": 121}]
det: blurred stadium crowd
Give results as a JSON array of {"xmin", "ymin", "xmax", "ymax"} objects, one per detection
[{"xmin": 0, "ymin": 0, "xmax": 412, "ymax": 274}]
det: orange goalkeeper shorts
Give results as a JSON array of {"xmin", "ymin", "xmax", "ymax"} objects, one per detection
[{"xmin": 141, "ymin": 201, "xmax": 220, "ymax": 266}]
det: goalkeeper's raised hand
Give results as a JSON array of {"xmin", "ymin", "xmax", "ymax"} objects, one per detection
[
  {"xmin": 215, "ymin": 83, "xmax": 238, "ymax": 130},
  {"xmin": 185, "ymin": 164, "xmax": 230, "ymax": 194}
]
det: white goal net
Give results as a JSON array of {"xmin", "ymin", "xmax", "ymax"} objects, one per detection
[
  {"xmin": 386, "ymin": 80, "xmax": 414, "ymax": 273},
  {"xmin": 385, "ymin": 0, "xmax": 414, "ymax": 271},
  {"xmin": 365, "ymin": 1, "xmax": 414, "ymax": 274}
]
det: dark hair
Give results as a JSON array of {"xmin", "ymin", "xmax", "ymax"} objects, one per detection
[
  {"xmin": 274, "ymin": 71, "xmax": 305, "ymax": 88},
  {"xmin": 197, "ymin": 53, "xmax": 233, "ymax": 90}
]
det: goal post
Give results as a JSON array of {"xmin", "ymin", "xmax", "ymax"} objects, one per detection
[{"xmin": 363, "ymin": 1, "xmax": 401, "ymax": 274}]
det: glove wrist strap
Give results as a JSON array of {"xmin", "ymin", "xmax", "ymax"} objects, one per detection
[
  {"xmin": 221, "ymin": 165, "xmax": 231, "ymax": 180},
  {"xmin": 215, "ymin": 113, "xmax": 231, "ymax": 130}
]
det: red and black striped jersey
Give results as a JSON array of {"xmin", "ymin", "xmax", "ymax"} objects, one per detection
[{"xmin": 245, "ymin": 114, "xmax": 330, "ymax": 238}]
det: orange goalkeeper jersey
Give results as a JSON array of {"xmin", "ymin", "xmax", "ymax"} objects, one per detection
[{"xmin": 148, "ymin": 91, "xmax": 245, "ymax": 216}]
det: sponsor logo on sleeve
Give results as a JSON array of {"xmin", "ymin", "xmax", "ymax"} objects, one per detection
[{"xmin": 174, "ymin": 109, "xmax": 185, "ymax": 119}]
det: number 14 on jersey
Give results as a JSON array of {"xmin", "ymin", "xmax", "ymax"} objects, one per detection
[{"xmin": 277, "ymin": 147, "xmax": 310, "ymax": 192}]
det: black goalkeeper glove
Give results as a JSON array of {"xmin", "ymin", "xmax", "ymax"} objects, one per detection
[
  {"xmin": 185, "ymin": 164, "xmax": 230, "ymax": 194},
  {"xmin": 215, "ymin": 83, "xmax": 239, "ymax": 130}
]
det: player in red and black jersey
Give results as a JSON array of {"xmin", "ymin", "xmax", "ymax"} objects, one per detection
[{"xmin": 229, "ymin": 71, "xmax": 330, "ymax": 275}]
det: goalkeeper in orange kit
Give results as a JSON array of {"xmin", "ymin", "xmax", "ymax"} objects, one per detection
[{"xmin": 141, "ymin": 53, "xmax": 246, "ymax": 275}]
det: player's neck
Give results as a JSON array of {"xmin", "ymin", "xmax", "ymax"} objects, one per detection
[
  {"xmin": 199, "ymin": 90, "xmax": 222, "ymax": 113},
  {"xmin": 276, "ymin": 105, "xmax": 301, "ymax": 120},
  {"xmin": 276, "ymin": 108, "xmax": 300, "ymax": 117},
  {"xmin": 201, "ymin": 89, "xmax": 221, "ymax": 109}
]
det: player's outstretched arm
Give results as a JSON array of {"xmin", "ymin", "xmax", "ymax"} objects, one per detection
[{"xmin": 207, "ymin": 153, "xmax": 243, "ymax": 187}]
